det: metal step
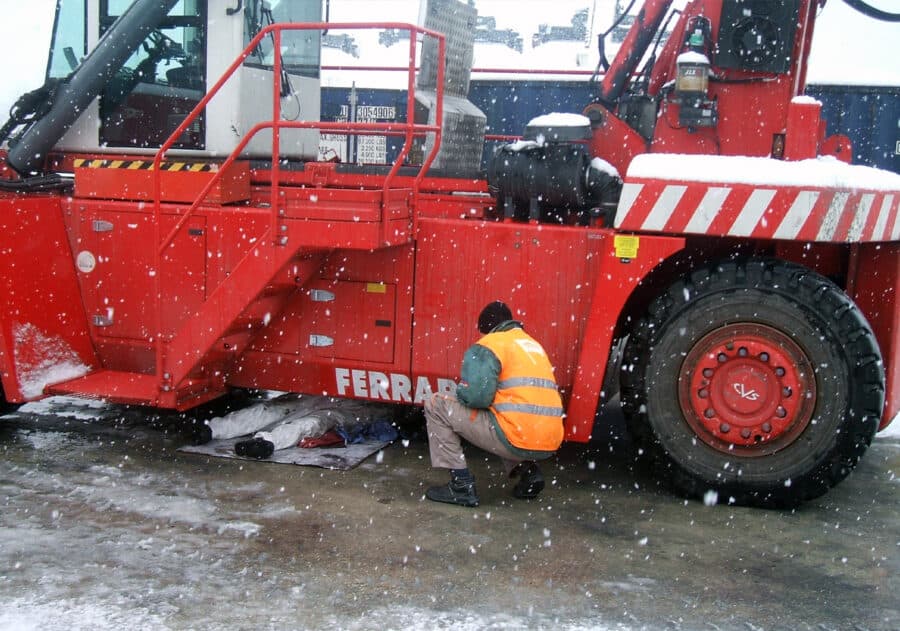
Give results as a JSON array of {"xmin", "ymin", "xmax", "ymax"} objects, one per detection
[
  {"xmin": 45, "ymin": 370, "xmax": 223, "ymax": 410},
  {"xmin": 46, "ymin": 370, "xmax": 158, "ymax": 405}
]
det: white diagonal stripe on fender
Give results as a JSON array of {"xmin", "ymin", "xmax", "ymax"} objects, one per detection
[
  {"xmin": 684, "ymin": 187, "xmax": 730, "ymax": 234},
  {"xmin": 890, "ymin": 196, "xmax": 900, "ymax": 241},
  {"xmin": 614, "ymin": 182, "xmax": 644, "ymax": 228},
  {"xmin": 729, "ymin": 189, "xmax": 776, "ymax": 237},
  {"xmin": 847, "ymin": 193, "xmax": 875, "ymax": 242},
  {"xmin": 872, "ymin": 194, "xmax": 894, "ymax": 241},
  {"xmin": 642, "ymin": 184, "xmax": 686, "ymax": 231},
  {"xmin": 773, "ymin": 191, "xmax": 819, "ymax": 240},
  {"xmin": 816, "ymin": 191, "xmax": 850, "ymax": 241}
]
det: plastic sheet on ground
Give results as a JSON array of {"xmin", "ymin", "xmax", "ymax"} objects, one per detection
[
  {"xmin": 179, "ymin": 436, "xmax": 390, "ymax": 470},
  {"xmin": 179, "ymin": 394, "xmax": 398, "ymax": 469}
]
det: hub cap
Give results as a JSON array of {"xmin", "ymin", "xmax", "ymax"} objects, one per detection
[{"xmin": 679, "ymin": 324, "xmax": 816, "ymax": 456}]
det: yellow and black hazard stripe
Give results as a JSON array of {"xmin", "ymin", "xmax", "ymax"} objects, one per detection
[{"xmin": 73, "ymin": 159, "xmax": 217, "ymax": 172}]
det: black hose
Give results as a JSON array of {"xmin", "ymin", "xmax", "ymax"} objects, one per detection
[
  {"xmin": 0, "ymin": 174, "xmax": 72, "ymax": 193},
  {"xmin": 841, "ymin": 0, "xmax": 900, "ymax": 21},
  {"xmin": 0, "ymin": 80, "xmax": 64, "ymax": 145},
  {"xmin": 594, "ymin": 0, "xmax": 639, "ymax": 76}
]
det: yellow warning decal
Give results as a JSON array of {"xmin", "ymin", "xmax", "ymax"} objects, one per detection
[
  {"xmin": 614, "ymin": 235, "xmax": 639, "ymax": 259},
  {"xmin": 73, "ymin": 158, "xmax": 216, "ymax": 172},
  {"xmin": 365, "ymin": 282, "xmax": 387, "ymax": 294}
]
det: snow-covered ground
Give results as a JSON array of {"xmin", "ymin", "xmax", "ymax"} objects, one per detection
[
  {"xmin": 1, "ymin": 394, "xmax": 897, "ymax": 631},
  {"xmin": 16, "ymin": 391, "xmax": 900, "ymax": 440}
]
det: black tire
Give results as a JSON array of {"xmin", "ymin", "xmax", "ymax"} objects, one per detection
[{"xmin": 620, "ymin": 258, "xmax": 884, "ymax": 507}]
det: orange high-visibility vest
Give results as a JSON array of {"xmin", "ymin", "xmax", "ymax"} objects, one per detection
[{"xmin": 477, "ymin": 327, "xmax": 564, "ymax": 452}]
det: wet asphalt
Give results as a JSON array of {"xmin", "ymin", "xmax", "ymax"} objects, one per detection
[{"xmin": 0, "ymin": 396, "xmax": 897, "ymax": 631}]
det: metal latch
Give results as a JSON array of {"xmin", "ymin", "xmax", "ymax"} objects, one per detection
[
  {"xmin": 92, "ymin": 314, "xmax": 113, "ymax": 327},
  {"xmin": 310, "ymin": 289, "xmax": 335, "ymax": 302},
  {"xmin": 309, "ymin": 335, "xmax": 334, "ymax": 347},
  {"xmin": 92, "ymin": 220, "xmax": 114, "ymax": 232}
]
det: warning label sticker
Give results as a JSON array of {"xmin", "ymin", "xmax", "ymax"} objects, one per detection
[{"xmin": 614, "ymin": 235, "xmax": 639, "ymax": 259}]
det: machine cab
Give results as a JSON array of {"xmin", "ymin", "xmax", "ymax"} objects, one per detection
[{"xmin": 47, "ymin": 0, "xmax": 322, "ymax": 159}]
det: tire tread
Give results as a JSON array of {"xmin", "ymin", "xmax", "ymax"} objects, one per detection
[{"xmin": 621, "ymin": 258, "xmax": 884, "ymax": 507}]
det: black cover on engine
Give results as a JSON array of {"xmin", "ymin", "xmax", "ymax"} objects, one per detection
[{"xmin": 488, "ymin": 137, "xmax": 620, "ymax": 224}]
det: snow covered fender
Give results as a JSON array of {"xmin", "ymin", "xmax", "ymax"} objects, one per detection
[
  {"xmin": 0, "ymin": 195, "xmax": 97, "ymax": 402},
  {"xmin": 615, "ymin": 154, "xmax": 900, "ymax": 243}
]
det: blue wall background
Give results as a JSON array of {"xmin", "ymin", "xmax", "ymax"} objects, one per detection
[{"xmin": 322, "ymin": 83, "xmax": 899, "ymax": 174}]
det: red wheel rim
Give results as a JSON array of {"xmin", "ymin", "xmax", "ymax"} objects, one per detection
[{"xmin": 678, "ymin": 324, "xmax": 816, "ymax": 456}]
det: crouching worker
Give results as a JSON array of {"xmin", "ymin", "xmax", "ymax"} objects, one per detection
[{"xmin": 424, "ymin": 301, "xmax": 564, "ymax": 507}]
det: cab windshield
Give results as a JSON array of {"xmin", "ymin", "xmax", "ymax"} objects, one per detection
[{"xmin": 47, "ymin": 0, "xmax": 207, "ymax": 149}]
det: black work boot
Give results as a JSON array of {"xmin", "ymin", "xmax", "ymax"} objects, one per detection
[
  {"xmin": 426, "ymin": 474, "xmax": 479, "ymax": 507},
  {"xmin": 512, "ymin": 462, "xmax": 545, "ymax": 499},
  {"xmin": 235, "ymin": 437, "xmax": 275, "ymax": 460},
  {"xmin": 190, "ymin": 422, "xmax": 213, "ymax": 446}
]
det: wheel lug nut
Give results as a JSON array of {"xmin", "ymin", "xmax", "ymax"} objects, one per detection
[
  {"xmin": 704, "ymin": 408, "xmax": 715, "ymax": 418},
  {"xmin": 775, "ymin": 367, "xmax": 785, "ymax": 376},
  {"xmin": 782, "ymin": 386, "xmax": 792, "ymax": 397},
  {"xmin": 740, "ymin": 428, "xmax": 751, "ymax": 439},
  {"xmin": 775, "ymin": 407, "xmax": 787, "ymax": 418},
  {"xmin": 759, "ymin": 352, "xmax": 770, "ymax": 362},
  {"xmin": 717, "ymin": 353, "xmax": 728, "ymax": 363},
  {"xmin": 719, "ymin": 423, "xmax": 731, "ymax": 433},
  {"xmin": 698, "ymin": 389, "xmax": 709, "ymax": 399},
  {"xmin": 738, "ymin": 347, "xmax": 748, "ymax": 357},
  {"xmin": 703, "ymin": 368, "xmax": 714, "ymax": 378},
  {"xmin": 762, "ymin": 422, "xmax": 772, "ymax": 433}
]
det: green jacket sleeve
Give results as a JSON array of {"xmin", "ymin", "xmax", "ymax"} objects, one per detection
[{"xmin": 455, "ymin": 343, "xmax": 501, "ymax": 409}]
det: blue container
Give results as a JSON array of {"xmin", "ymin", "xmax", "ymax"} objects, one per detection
[
  {"xmin": 806, "ymin": 85, "xmax": 899, "ymax": 174},
  {"xmin": 321, "ymin": 82, "xmax": 899, "ymax": 174},
  {"xmin": 320, "ymin": 87, "xmax": 409, "ymax": 165}
]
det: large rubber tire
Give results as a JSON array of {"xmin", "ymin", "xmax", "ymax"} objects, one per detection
[{"xmin": 621, "ymin": 259, "xmax": 884, "ymax": 507}]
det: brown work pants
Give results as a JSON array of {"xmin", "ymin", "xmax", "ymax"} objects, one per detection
[{"xmin": 424, "ymin": 393, "xmax": 522, "ymax": 474}]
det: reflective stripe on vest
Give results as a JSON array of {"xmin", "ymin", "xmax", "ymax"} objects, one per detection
[
  {"xmin": 493, "ymin": 403, "xmax": 565, "ymax": 417},
  {"xmin": 497, "ymin": 377, "xmax": 558, "ymax": 390}
]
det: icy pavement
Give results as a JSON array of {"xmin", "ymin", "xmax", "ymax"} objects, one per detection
[{"xmin": 0, "ymin": 396, "xmax": 898, "ymax": 630}]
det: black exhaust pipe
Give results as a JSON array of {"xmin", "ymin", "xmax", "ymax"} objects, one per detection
[{"xmin": 5, "ymin": 0, "xmax": 180, "ymax": 176}]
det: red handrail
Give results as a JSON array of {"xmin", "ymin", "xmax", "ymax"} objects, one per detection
[{"xmin": 150, "ymin": 21, "xmax": 446, "ymax": 393}]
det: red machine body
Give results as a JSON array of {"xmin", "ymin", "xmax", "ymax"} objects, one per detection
[{"xmin": 1, "ymin": 0, "xmax": 897, "ymax": 506}]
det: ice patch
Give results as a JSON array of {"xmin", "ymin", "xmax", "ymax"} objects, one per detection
[
  {"xmin": 16, "ymin": 429, "xmax": 83, "ymax": 452},
  {"xmin": 0, "ymin": 597, "xmax": 170, "ymax": 631},
  {"xmin": 14, "ymin": 462, "xmax": 262, "ymax": 536},
  {"xmin": 17, "ymin": 396, "xmax": 110, "ymax": 420},
  {"xmin": 598, "ymin": 576, "xmax": 656, "ymax": 593},
  {"xmin": 326, "ymin": 606, "xmax": 630, "ymax": 631},
  {"xmin": 12, "ymin": 323, "xmax": 90, "ymax": 398},
  {"xmin": 216, "ymin": 521, "xmax": 262, "ymax": 538}
]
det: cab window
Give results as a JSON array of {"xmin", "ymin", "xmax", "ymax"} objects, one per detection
[
  {"xmin": 98, "ymin": 0, "xmax": 207, "ymax": 149},
  {"xmin": 243, "ymin": 0, "xmax": 321, "ymax": 78}
]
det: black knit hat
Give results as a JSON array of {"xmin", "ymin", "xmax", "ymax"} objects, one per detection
[{"xmin": 478, "ymin": 301, "xmax": 512, "ymax": 334}]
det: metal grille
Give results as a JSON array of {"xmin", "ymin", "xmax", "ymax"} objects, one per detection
[{"xmin": 417, "ymin": 0, "xmax": 477, "ymax": 97}]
